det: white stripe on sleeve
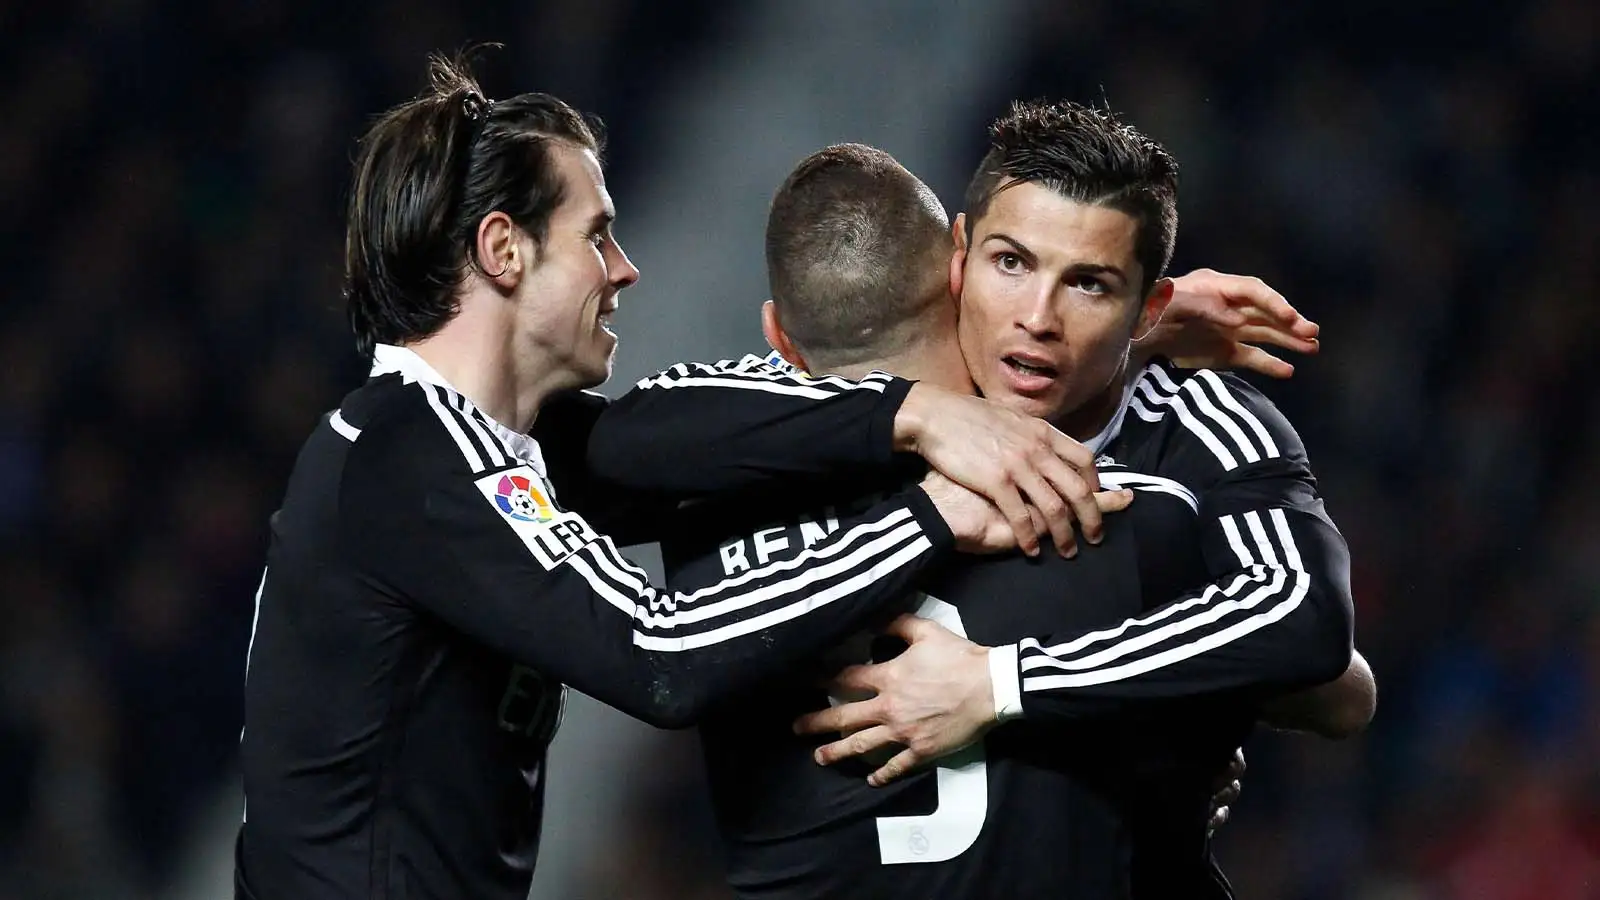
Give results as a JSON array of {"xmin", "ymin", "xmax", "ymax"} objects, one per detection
[
  {"xmin": 423, "ymin": 385, "xmax": 485, "ymax": 472},
  {"xmin": 1017, "ymin": 508, "xmax": 1311, "ymax": 690},
  {"xmin": 1197, "ymin": 370, "xmax": 1280, "ymax": 459}
]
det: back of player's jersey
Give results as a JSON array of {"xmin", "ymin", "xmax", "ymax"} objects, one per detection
[{"xmin": 666, "ymin": 474, "xmax": 1237, "ymax": 900}]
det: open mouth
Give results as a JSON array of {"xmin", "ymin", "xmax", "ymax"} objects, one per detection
[
  {"xmin": 598, "ymin": 308, "xmax": 617, "ymax": 335},
  {"xmin": 1004, "ymin": 355, "xmax": 1058, "ymax": 379}
]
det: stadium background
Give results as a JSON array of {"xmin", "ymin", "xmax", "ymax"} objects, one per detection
[{"xmin": 1, "ymin": 0, "xmax": 1595, "ymax": 897}]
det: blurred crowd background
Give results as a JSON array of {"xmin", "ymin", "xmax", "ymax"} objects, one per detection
[{"xmin": 1, "ymin": 0, "xmax": 1595, "ymax": 897}]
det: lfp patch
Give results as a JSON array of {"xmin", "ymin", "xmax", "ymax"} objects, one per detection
[{"xmin": 493, "ymin": 473, "xmax": 554, "ymax": 523}]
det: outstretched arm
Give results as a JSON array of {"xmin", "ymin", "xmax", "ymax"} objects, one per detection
[
  {"xmin": 588, "ymin": 354, "xmax": 1124, "ymax": 558},
  {"xmin": 796, "ymin": 370, "xmax": 1356, "ymax": 783},
  {"xmin": 343, "ymin": 389, "xmax": 1019, "ymax": 731}
]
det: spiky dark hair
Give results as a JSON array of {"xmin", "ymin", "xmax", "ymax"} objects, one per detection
[{"xmin": 963, "ymin": 99, "xmax": 1179, "ymax": 292}]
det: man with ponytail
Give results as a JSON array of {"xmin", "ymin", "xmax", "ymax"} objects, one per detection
[{"xmin": 235, "ymin": 53, "xmax": 1112, "ymax": 900}]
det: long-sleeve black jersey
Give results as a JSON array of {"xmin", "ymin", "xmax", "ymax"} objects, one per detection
[
  {"xmin": 234, "ymin": 346, "xmax": 953, "ymax": 900},
  {"xmin": 583, "ymin": 354, "xmax": 1354, "ymax": 899}
]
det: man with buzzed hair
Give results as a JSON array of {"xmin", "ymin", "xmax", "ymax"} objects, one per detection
[
  {"xmin": 584, "ymin": 113, "xmax": 1367, "ymax": 899},
  {"xmin": 763, "ymin": 144, "xmax": 959, "ymax": 368}
]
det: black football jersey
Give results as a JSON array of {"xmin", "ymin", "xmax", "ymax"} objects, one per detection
[
  {"xmin": 586, "ymin": 355, "xmax": 1353, "ymax": 899},
  {"xmin": 234, "ymin": 346, "xmax": 956, "ymax": 900}
]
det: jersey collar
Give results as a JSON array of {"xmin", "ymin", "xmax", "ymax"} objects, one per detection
[
  {"xmin": 1081, "ymin": 373, "xmax": 1139, "ymax": 456},
  {"xmin": 370, "ymin": 344, "xmax": 547, "ymax": 474}
]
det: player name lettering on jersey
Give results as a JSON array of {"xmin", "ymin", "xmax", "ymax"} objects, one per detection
[
  {"xmin": 715, "ymin": 489, "xmax": 899, "ymax": 576},
  {"xmin": 718, "ymin": 508, "xmax": 839, "ymax": 576}
]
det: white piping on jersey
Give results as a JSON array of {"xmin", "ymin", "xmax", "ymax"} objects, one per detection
[
  {"xmin": 452, "ymin": 393, "xmax": 507, "ymax": 469},
  {"xmin": 370, "ymin": 343, "xmax": 547, "ymax": 475},
  {"xmin": 1096, "ymin": 471, "xmax": 1199, "ymax": 513},
  {"xmin": 1196, "ymin": 369, "xmax": 1279, "ymax": 458},
  {"xmin": 1149, "ymin": 367, "xmax": 1260, "ymax": 465},
  {"xmin": 634, "ymin": 513, "xmax": 919, "ymax": 618},
  {"xmin": 634, "ymin": 374, "xmax": 869, "ymax": 400},
  {"xmin": 422, "ymin": 383, "xmax": 485, "ymax": 472},
  {"xmin": 542, "ymin": 502, "xmax": 929, "ymax": 651},
  {"xmin": 328, "ymin": 410, "xmax": 362, "ymax": 442},
  {"xmin": 635, "ymin": 355, "xmax": 892, "ymax": 397},
  {"xmin": 1017, "ymin": 507, "xmax": 1309, "ymax": 690},
  {"xmin": 1128, "ymin": 395, "xmax": 1165, "ymax": 423},
  {"xmin": 1131, "ymin": 365, "xmax": 1281, "ymax": 470},
  {"xmin": 630, "ymin": 535, "xmax": 932, "ymax": 652}
]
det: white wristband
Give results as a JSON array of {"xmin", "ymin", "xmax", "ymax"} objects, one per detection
[{"xmin": 987, "ymin": 644, "xmax": 1025, "ymax": 722}]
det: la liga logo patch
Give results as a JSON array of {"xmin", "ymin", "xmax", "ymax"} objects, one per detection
[{"xmin": 493, "ymin": 474, "xmax": 554, "ymax": 523}]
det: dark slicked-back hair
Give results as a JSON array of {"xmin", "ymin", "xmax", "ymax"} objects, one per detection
[
  {"xmin": 765, "ymin": 144, "xmax": 952, "ymax": 367},
  {"xmin": 344, "ymin": 48, "xmax": 602, "ymax": 357},
  {"xmin": 963, "ymin": 100, "xmax": 1179, "ymax": 294}
]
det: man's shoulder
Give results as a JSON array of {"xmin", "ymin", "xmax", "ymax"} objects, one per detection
[
  {"xmin": 1122, "ymin": 359, "xmax": 1307, "ymax": 480},
  {"xmin": 337, "ymin": 375, "xmax": 507, "ymax": 479}
]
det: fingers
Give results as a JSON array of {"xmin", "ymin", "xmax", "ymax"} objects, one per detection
[
  {"xmin": 793, "ymin": 697, "xmax": 877, "ymax": 737},
  {"xmin": 1027, "ymin": 504, "xmax": 1049, "ymax": 538},
  {"xmin": 829, "ymin": 663, "xmax": 883, "ymax": 696},
  {"xmin": 1046, "ymin": 429, "xmax": 1099, "ymax": 490},
  {"xmin": 1209, "ymin": 272, "xmax": 1296, "ymax": 325},
  {"xmin": 1230, "ymin": 344, "xmax": 1295, "ymax": 379},
  {"xmin": 1094, "ymin": 489, "xmax": 1134, "ymax": 513},
  {"xmin": 1014, "ymin": 465, "xmax": 1079, "ymax": 558},
  {"xmin": 1207, "ymin": 804, "xmax": 1230, "ymax": 838},
  {"xmin": 1239, "ymin": 305, "xmax": 1320, "ymax": 340},
  {"xmin": 1169, "ymin": 289, "xmax": 1248, "ymax": 328},
  {"xmin": 1213, "ymin": 779, "xmax": 1242, "ymax": 808},
  {"xmin": 992, "ymin": 485, "xmax": 1041, "ymax": 557},
  {"xmin": 814, "ymin": 725, "xmax": 898, "ymax": 767},
  {"xmin": 1179, "ymin": 268, "xmax": 1319, "ymax": 337},
  {"xmin": 884, "ymin": 613, "xmax": 942, "ymax": 643},
  {"xmin": 868, "ymin": 747, "xmax": 925, "ymax": 787},
  {"xmin": 1236, "ymin": 322, "xmax": 1320, "ymax": 355}
]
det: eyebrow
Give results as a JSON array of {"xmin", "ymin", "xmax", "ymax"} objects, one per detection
[
  {"xmin": 587, "ymin": 209, "xmax": 615, "ymax": 232},
  {"xmin": 981, "ymin": 233, "xmax": 1129, "ymax": 285},
  {"xmin": 982, "ymin": 232, "xmax": 1036, "ymax": 265},
  {"xmin": 1062, "ymin": 262, "xmax": 1129, "ymax": 286}
]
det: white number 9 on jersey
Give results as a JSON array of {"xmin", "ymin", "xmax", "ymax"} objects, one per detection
[{"xmin": 870, "ymin": 595, "xmax": 989, "ymax": 865}]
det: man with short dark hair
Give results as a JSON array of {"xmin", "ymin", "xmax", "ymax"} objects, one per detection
[
  {"xmin": 764, "ymin": 144, "xmax": 958, "ymax": 368},
  {"xmin": 586, "ymin": 102, "xmax": 1366, "ymax": 898}
]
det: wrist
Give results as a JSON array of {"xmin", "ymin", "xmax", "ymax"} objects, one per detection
[
  {"xmin": 892, "ymin": 383, "xmax": 929, "ymax": 453},
  {"xmin": 986, "ymin": 644, "xmax": 1024, "ymax": 722}
]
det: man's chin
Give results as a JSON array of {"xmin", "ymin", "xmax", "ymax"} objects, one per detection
[
  {"xmin": 992, "ymin": 390, "xmax": 1067, "ymax": 422},
  {"xmin": 571, "ymin": 353, "xmax": 615, "ymax": 392}
]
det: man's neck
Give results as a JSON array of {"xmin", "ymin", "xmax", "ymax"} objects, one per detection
[
  {"xmin": 404, "ymin": 302, "xmax": 561, "ymax": 433},
  {"xmin": 819, "ymin": 332, "xmax": 975, "ymax": 396},
  {"xmin": 1052, "ymin": 356, "xmax": 1134, "ymax": 445}
]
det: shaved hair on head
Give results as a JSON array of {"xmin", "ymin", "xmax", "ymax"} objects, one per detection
[{"xmin": 765, "ymin": 143, "xmax": 953, "ymax": 367}]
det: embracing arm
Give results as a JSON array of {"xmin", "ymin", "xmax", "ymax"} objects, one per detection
[
  {"xmin": 797, "ymin": 369, "xmax": 1357, "ymax": 781},
  {"xmin": 1258, "ymin": 649, "xmax": 1376, "ymax": 739},
  {"xmin": 346, "ymin": 388, "xmax": 959, "ymax": 729}
]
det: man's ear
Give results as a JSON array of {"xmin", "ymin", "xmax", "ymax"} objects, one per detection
[
  {"xmin": 1133, "ymin": 277, "xmax": 1175, "ymax": 341},
  {"xmin": 949, "ymin": 213, "xmax": 969, "ymax": 302},
  {"xmin": 474, "ymin": 211, "xmax": 522, "ymax": 289},
  {"xmin": 761, "ymin": 300, "xmax": 808, "ymax": 371}
]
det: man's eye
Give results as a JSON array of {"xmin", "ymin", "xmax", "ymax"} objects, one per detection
[
  {"xmin": 589, "ymin": 233, "xmax": 606, "ymax": 249},
  {"xmin": 1071, "ymin": 275, "xmax": 1107, "ymax": 295},
  {"xmin": 996, "ymin": 253, "xmax": 1025, "ymax": 273}
]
